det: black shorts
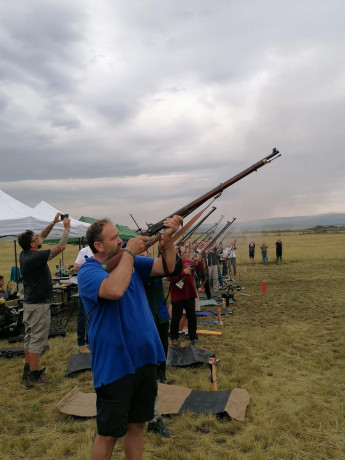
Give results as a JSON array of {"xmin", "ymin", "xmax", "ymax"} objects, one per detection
[{"xmin": 95, "ymin": 364, "xmax": 157, "ymax": 438}]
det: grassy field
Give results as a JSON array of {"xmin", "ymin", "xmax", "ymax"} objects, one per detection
[{"xmin": 0, "ymin": 231, "xmax": 345, "ymax": 459}]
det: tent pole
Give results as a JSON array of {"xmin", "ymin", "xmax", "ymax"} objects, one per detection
[{"xmin": 14, "ymin": 241, "xmax": 19, "ymax": 292}]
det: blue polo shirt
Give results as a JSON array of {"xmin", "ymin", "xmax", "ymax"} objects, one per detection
[{"xmin": 78, "ymin": 256, "xmax": 165, "ymax": 388}]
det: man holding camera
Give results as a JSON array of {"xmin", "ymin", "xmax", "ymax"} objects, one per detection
[{"xmin": 18, "ymin": 213, "xmax": 70, "ymax": 388}]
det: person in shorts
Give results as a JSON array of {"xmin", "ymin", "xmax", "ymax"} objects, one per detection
[
  {"xmin": 18, "ymin": 214, "xmax": 70, "ymax": 388},
  {"xmin": 77, "ymin": 216, "xmax": 182, "ymax": 460}
]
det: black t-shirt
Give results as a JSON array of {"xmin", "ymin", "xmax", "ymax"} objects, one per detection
[
  {"xmin": 207, "ymin": 251, "xmax": 218, "ymax": 266},
  {"xmin": 19, "ymin": 249, "xmax": 53, "ymax": 303}
]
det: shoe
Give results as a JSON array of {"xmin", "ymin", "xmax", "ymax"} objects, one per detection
[
  {"xmin": 78, "ymin": 345, "xmax": 90, "ymax": 354},
  {"xmin": 26, "ymin": 368, "xmax": 47, "ymax": 390},
  {"xmin": 147, "ymin": 417, "xmax": 171, "ymax": 438},
  {"xmin": 190, "ymin": 339, "xmax": 199, "ymax": 346},
  {"xmin": 172, "ymin": 339, "xmax": 179, "ymax": 347}
]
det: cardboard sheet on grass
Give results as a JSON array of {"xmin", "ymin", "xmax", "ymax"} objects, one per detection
[{"xmin": 57, "ymin": 384, "xmax": 250, "ymax": 421}]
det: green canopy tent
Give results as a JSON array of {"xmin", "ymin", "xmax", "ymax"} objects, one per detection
[{"xmin": 79, "ymin": 217, "xmax": 138, "ymax": 241}]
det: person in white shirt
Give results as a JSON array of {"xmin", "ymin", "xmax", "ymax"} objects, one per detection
[
  {"xmin": 73, "ymin": 246, "xmax": 94, "ymax": 353},
  {"xmin": 229, "ymin": 243, "xmax": 237, "ymax": 278}
]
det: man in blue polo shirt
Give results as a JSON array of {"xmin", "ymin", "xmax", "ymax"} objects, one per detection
[{"xmin": 78, "ymin": 215, "xmax": 182, "ymax": 460}]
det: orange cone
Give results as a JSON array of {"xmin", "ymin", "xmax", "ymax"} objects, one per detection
[{"xmin": 262, "ymin": 281, "xmax": 266, "ymax": 294}]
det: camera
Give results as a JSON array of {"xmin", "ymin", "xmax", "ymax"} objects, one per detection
[{"xmin": 60, "ymin": 214, "xmax": 69, "ymax": 220}]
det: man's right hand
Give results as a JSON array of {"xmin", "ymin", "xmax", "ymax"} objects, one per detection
[
  {"xmin": 126, "ymin": 236, "xmax": 153, "ymax": 255},
  {"xmin": 53, "ymin": 213, "xmax": 61, "ymax": 224},
  {"xmin": 63, "ymin": 217, "xmax": 71, "ymax": 230}
]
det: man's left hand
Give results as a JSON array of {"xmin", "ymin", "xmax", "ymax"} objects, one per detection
[{"xmin": 162, "ymin": 215, "xmax": 183, "ymax": 240}]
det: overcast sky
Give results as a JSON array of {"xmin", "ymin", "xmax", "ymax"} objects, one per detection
[{"xmin": 1, "ymin": 0, "xmax": 345, "ymax": 230}]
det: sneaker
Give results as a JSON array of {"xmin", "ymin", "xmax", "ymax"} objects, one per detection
[
  {"xmin": 190, "ymin": 339, "xmax": 199, "ymax": 346},
  {"xmin": 147, "ymin": 417, "xmax": 171, "ymax": 438},
  {"xmin": 172, "ymin": 339, "xmax": 179, "ymax": 347},
  {"xmin": 78, "ymin": 345, "xmax": 90, "ymax": 354}
]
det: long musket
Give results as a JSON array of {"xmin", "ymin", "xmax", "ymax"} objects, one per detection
[
  {"xmin": 202, "ymin": 218, "xmax": 236, "ymax": 253},
  {"xmin": 196, "ymin": 213, "xmax": 224, "ymax": 245},
  {"xmin": 174, "ymin": 219, "xmax": 236, "ymax": 289},
  {"xmin": 192, "ymin": 223, "xmax": 218, "ymax": 245},
  {"xmin": 177, "ymin": 206, "xmax": 217, "ymax": 246},
  {"xmin": 218, "ymin": 231, "xmax": 231, "ymax": 246},
  {"xmin": 103, "ymin": 148, "xmax": 281, "ymax": 272},
  {"xmin": 142, "ymin": 148, "xmax": 280, "ymax": 236}
]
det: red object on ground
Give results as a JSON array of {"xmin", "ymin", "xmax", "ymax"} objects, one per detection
[{"xmin": 262, "ymin": 281, "xmax": 266, "ymax": 294}]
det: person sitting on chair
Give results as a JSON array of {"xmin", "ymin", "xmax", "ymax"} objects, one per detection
[{"xmin": 0, "ymin": 276, "xmax": 13, "ymax": 301}]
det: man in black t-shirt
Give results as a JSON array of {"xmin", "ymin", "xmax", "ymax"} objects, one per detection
[{"xmin": 18, "ymin": 214, "xmax": 70, "ymax": 388}]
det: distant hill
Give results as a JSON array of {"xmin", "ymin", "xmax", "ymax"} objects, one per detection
[
  {"xmin": 239, "ymin": 213, "xmax": 345, "ymax": 231},
  {"xmin": 198, "ymin": 213, "xmax": 345, "ymax": 232}
]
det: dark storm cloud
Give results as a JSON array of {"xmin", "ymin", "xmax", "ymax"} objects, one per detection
[
  {"xmin": 0, "ymin": 0, "xmax": 345, "ymax": 224},
  {"xmin": 0, "ymin": 1, "xmax": 85, "ymax": 93}
]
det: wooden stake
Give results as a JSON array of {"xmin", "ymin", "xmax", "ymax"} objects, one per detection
[
  {"xmin": 208, "ymin": 358, "xmax": 220, "ymax": 391},
  {"xmin": 217, "ymin": 299, "xmax": 224, "ymax": 326}
]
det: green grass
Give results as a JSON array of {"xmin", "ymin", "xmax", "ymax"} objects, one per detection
[{"xmin": 1, "ymin": 232, "xmax": 345, "ymax": 459}]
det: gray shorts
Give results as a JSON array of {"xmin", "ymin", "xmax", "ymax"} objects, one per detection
[{"xmin": 23, "ymin": 302, "xmax": 51, "ymax": 354}]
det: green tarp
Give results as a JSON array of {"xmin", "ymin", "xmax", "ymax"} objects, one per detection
[
  {"xmin": 79, "ymin": 216, "xmax": 95, "ymax": 224},
  {"xmin": 79, "ymin": 217, "xmax": 138, "ymax": 241}
]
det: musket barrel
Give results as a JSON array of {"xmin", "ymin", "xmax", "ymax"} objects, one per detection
[{"xmin": 143, "ymin": 148, "xmax": 280, "ymax": 236}]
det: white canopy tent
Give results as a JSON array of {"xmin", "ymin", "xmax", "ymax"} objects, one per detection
[
  {"xmin": 32, "ymin": 201, "xmax": 90, "ymax": 240},
  {"xmin": 0, "ymin": 190, "xmax": 49, "ymax": 241},
  {"xmin": 0, "ymin": 190, "xmax": 90, "ymax": 290},
  {"xmin": 0, "ymin": 190, "xmax": 90, "ymax": 241}
]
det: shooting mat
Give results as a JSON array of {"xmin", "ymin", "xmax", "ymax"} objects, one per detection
[
  {"xmin": 0, "ymin": 346, "xmax": 24, "ymax": 359},
  {"xmin": 197, "ymin": 319, "xmax": 219, "ymax": 326},
  {"xmin": 199, "ymin": 299, "xmax": 219, "ymax": 307},
  {"xmin": 209, "ymin": 308, "xmax": 233, "ymax": 315},
  {"xmin": 57, "ymin": 384, "xmax": 250, "ymax": 421},
  {"xmin": 65, "ymin": 353, "xmax": 92, "ymax": 377},
  {"xmin": 167, "ymin": 345, "xmax": 214, "ymax": 366}
]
